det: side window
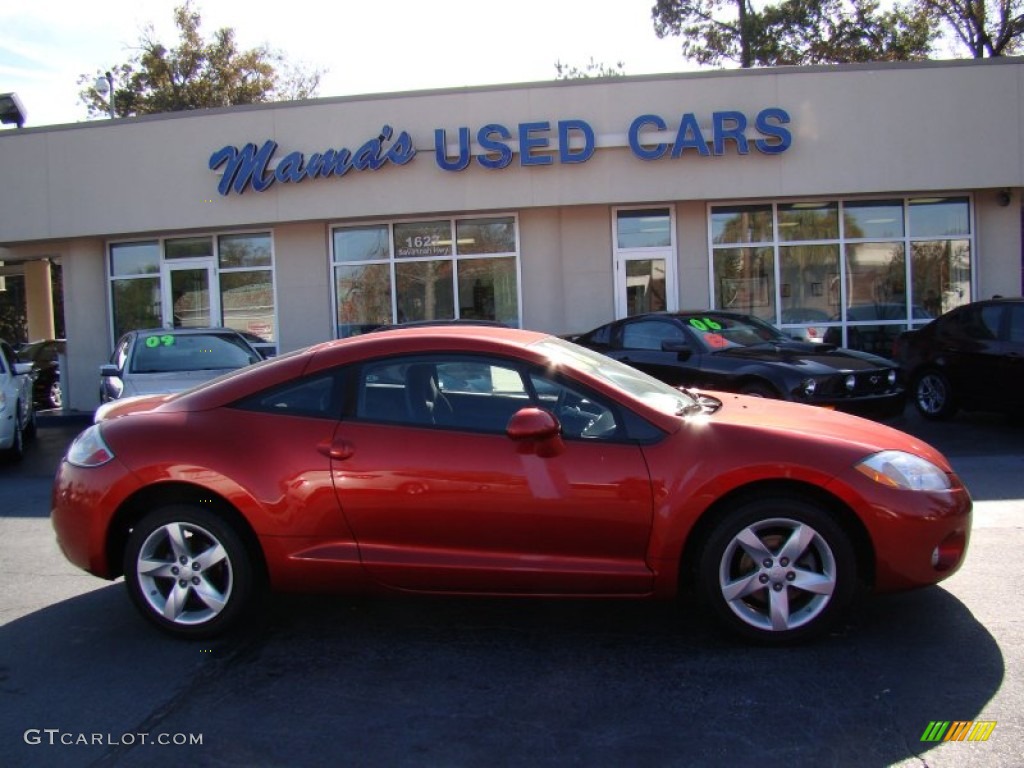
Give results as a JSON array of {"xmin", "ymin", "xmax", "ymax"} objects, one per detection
[
  {"xmin": 234, "ymin": 372, "xmax": 342, "ymax": 419},
  {"xmin": 357, "ymin": 355, "xmax": 530, "ymax": 432},
  {"xmin": 1009, "ymin": 305, "xmax": 1024, "ymax": 344},
  {"xmin": 621, "ymin": 320, "xmax": 684, "ymax": 351},
  {"xmin": 528, "ymin": 371, "xmax": 619, "ymax": 440}
]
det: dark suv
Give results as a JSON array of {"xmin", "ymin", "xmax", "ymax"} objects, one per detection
[{"xmin": 893, "ymin": 297, "xmax": 1024, "ymax": 420}]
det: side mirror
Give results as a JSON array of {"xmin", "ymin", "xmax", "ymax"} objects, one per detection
[
  {"xmin": 661, "ymin": 339, "xmax": 692, "ymax": 358},
  {"xmin": 99, "ymin": 363, "xmax": 121, "ymax": 379},
  {"xmin": 506, "ymin": 407, "xmax": 564, "ymax": 457},
  {"xmin": 13, "ymin": 362, "xmax": 33, "ymax": 376}
]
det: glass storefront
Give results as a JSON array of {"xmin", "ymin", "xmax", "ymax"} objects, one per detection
[
  {"xmin": 710, "ymin": 196, "xmax": 973, "ymax": 355},
  {"xmin": 332, "ymin": 215, "xmax": 520, "ymax": 336},
  {"xmin": 109, "ymin": 233, "xmax": 277, "ymax": 354}
]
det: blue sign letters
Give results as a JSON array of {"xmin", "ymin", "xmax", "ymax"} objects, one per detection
[{"xmin": 210, "ymin": 109, "xmax": 791, "ymax": 195}]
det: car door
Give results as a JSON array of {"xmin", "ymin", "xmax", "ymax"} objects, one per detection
[
  {"xmin": 939, "ymin": 303, "xmax": 1006, "ymax": 408},
  {"xmin": 995, "ymin": 303, "xmax": 1024, "ymax": 411},
  {"xmin": 611, "ymin": 317, "xmax": 698, "ymax": 386},
  {"xmin": 328, "ymin": 353, "xmax": 656, "ymax": 595}
]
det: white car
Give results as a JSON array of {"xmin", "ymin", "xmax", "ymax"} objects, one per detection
[
  {"xmin": 0, "ymin": 339, "xmax": 35, "ymax": 460},
  {"xmin": 99, "ymin": 327, "xmax": 263, "ymax": 406}
]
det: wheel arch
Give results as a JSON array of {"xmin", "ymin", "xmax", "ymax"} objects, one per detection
[
  {"xmin": 105, "ymin": 481, "xmax": 268, "ymax": 585},
  {"xmin": 677, "ymin": 479, "xmax": 876, "ymax": 594}
]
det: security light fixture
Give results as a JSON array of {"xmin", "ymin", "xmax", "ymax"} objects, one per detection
[{"xmin": 0, "ymin": 92, "xmax": 26, "ymax": 128}]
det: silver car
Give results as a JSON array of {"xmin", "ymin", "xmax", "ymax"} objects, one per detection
[{"xmin": 99, "ymin": 328, "xmax": 263, "ymax": 405}]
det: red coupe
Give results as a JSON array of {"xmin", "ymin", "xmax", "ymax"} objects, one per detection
[{"xmin": 52, "ymin": 326, "xmax": 972, "ymax": 643}]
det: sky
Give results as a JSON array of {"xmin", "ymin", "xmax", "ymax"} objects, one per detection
[{"xmin": 0, "ymin": 0, "xmax": 700, "ymax": 128}]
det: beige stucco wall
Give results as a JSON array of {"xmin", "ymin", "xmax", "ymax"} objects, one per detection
[{"xmin": 2, "ymin": 58, "xmax": 1023, "ymax": 244}]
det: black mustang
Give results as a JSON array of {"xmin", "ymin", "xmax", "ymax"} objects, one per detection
[{"xmin": 572, "ymin": 311, "xmax": 905, "ymax": 419}]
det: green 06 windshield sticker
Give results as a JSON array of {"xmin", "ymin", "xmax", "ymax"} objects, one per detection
[
  {"xmin": 144, "ymin": 335, "xmax": 176, "ymax": 348},
  {"xmin": 688, "ymin": 318, "xmax": 723, "ymax": 331}
]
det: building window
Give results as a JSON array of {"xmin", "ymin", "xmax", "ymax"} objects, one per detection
[
  {"xmin": 613, "ymin": 207, "xmax": 676, "ymax": 317},
  {"xmin": 218, "ymin": 233, "xmax": 276, "ymax": 355},
  {"xmin": 709, "ymin": 196, "xmax": 973, "ymax": 356},
  {"xmin": 331, "ymin": 215, "xmax": 520, "ymax": 336},
  {"xmin": 107, "ymin": 233, "xmax": 277, "ymax": 354},
  {"xmin": 109, "ymin": 241, "xmax": 162, "ymax": 339}
]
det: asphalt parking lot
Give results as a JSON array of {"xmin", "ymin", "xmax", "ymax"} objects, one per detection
[{"xmin": 1, "ymin": 406, "xmax": 1021, "ymax": 768}]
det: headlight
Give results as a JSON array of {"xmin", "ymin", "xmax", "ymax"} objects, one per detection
[
  {"xmin": 855, "ymin": 450, "xmax": 951, "ymax": 491},
  {"xmin": 887, "ymin": 369, "xmax": 897, "ymax": 386},
  {"xmin": 66, "ymin": 425, "xmax": 115, "ymax": 468},
  {"xmin": 844, "ymin": 374, "xmax": 856, "ymax": 391},
  {"xmin": 801, "ymin": 378, "xmax": 817, "ymax": 396}
]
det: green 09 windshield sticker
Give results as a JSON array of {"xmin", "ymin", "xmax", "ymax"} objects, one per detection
[
  {"xmin": 144, "ymin": 335, "xmax": 176, "ymax": 348},
  {"xmin": 688, "ymin": 318, "xmax": 723, "ymax": 331}
]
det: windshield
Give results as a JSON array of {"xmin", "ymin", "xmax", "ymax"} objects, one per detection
[
  {"xmin": 130, "ymin": 332, "xmax": 261, "ymax": 374},
  {"xmin": 682, "ymin": 313, "xmax": 787, "ymax": 351},
  {"xmin": 532, "ymin": 337, "xmax": 700, "ymax": 416}
]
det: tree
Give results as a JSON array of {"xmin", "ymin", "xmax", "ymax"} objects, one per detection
[
  {"xmin": 554, "ymin": 58, "xmax": 627, "ymax": 79},
  {"xmin": 651, "ymin": 0, "xmax": 934, "ymax": 68},
  {"xmin": 78, "ymin": 2, "xmax": 324, "ymax": 118},
  {"xmin": 916, "ymin": 0, "xmax": 1024, "ymax": 57}
]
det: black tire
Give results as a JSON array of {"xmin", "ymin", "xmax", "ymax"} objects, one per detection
[
  {"xmin": 23, "ymin": 404, "xmax": 36, "ymax": 441},
  {"xmin": 912, "ymin": 369, "xmax": 957, "ymax": 420},
  {"xmin": 123, "ymin": 504, "xmax": 256, "ymax": 639},
  {"xmin": 47, "ymin": 380, "xmax": 62, "ymax": 410},
  {"xmin": 697, "ymin": 496, "xmax": 858, "ymax": 644}
]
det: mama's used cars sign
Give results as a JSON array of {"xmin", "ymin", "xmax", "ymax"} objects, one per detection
[{"xmin": 209, "ymin": 108, "xmax": 791, "ymax": 196}]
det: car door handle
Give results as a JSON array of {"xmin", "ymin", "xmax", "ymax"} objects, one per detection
[{"xmin": 317, "ymin": 439, "xmax": 354, "ymax": 460}]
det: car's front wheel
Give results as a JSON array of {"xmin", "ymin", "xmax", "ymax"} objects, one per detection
[
  {"xmin": 124, "ymin": 505, "xmax": 256, "ymax": 639},
  {"xmin": 697, "ymin": 496, "xmax": 858, "ymax": 644},
  {"xmin": 913, "ymin": 369, "xmax": 957, "ymax": 420}
]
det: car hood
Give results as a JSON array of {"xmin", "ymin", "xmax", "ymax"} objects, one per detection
[
  {"xmin": 696, "ymin": 391, "xmax": 948, "ymax": 468},
  {"xmin": 713, "ymin": 342, "xmax": 893, "ymax": 372},
  {"xmin": 121, "ymin": 370, "xmax": 234, "ymax": 397}
]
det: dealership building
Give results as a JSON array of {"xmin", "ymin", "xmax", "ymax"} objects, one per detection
[{"xmin": 0, "ymin": 56, "xmax": 1021, "ymax": 412}]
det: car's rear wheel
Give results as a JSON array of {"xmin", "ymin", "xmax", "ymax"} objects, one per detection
[
  {"xmin": 697, "ymin": 496, "xmax": 857, "ymax": 644},
  {"xmin": 124, "ymin": 505, "xmax": 256, "ymax": 639},
  {"xmin": 47, "ymin": 380, "xmax": 62, "ymax": 409},
  {"xmin": 913, "ymin": 369, "xmax": 957, "ymax": 420}
]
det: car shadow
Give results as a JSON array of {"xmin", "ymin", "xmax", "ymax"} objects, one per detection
[{"xmin": 0, "ymin": 585, "xmax": 1003, "ymax": 767}]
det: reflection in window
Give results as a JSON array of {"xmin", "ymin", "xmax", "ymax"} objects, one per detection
[
  {"xmin": 112, "ymin": 278, "xmax": 161, "ymax": 339},
  {"xmin": 457, "ymin": 258, "xmax": 518, "ymax": 325},
  {"xmin": 110, "ymin": 241, "xmax": 160, "ymax": 277},
  {"xmin": 166, "ymin": 236, "xmax": 213, "ymax": 260},
  {"xmin": 219, "ymin": 234, "xmax": 272, "ymax": 268},
  {"xmin": 331, "ymin": 216, "xmax": 520, "ymax": 334},
  {"xmin": 710, "ymin": 197, "xmax": 975, "ymax": 355},
  {"xmin": 777, "ymin": 202, "xmax": 838, "ymax": 241},
  {"xmin": 843, "ymin": 200, "xmax": 904, "ymax": 239},
  {"xmin": 844, "ymin": 242, "xmax": 907, "ymax": 311},
  {"xmin": 394, "ymin": 221, "xmax": 452, "ymax": 258},
  {"xmin": 334, "ymin": 226, "xmax": 389, "ymax": 263},
  {"xmin": 336, "ymin": 263, "xmax": 392, "ymax": 336},
  {"xmin": 626, "ymin": 260, "xmax": 667, "ymax": 314},
  {"xmin": 779, "ymin": 245, "xmax": 839, "ymax": 321},
  {"xmin": 711, "ymin": 205, "xmax": 773, "ymax": 244},
  {"xmin": 456, "ymin": 217, "xmax": 516, "ymax": 254},
  {"xmin": 617, "ymin": 209, "xmax": 671, "ymax": 249},
  {"xmin": 713, "ymin": 247, "xmax": 775, "ymax": 321},
  {"xmin": 221, "ymin": 271, "xmax": 276, "ymax": 343},
  {"xmin": 909, "ymin": 197, "xmax": 970, "ymax": 237},
  {"xmin": 911, "ymin": 239, "xmax": 971, "ymax": 317},
  {"xmin": 396, "ymin": 261, "xmax": 454, "ymax": 322}
]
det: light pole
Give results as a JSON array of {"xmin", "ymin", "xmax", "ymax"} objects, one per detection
[{"xmin": 94, "ymin": 71, "xmax": 115, "ymax": 118}]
